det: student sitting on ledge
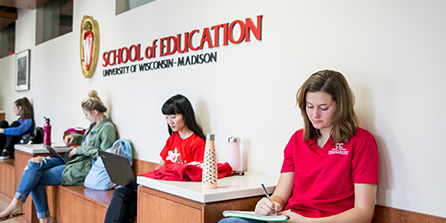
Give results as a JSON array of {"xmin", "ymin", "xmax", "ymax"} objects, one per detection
[
  {"xmin": 0, "ymin": 90, "xmax": 118, "ymax": 223},
  {"xmin": 104, "ymin": 94, "xmax": 206, "ymax": 223},
  {"xmin": 219, "ymin": 70, "xmax": 379, "ymax": 223},
  {"xmin": 0, "ymin": 97, "xmax": 34, "ymax": 159}
]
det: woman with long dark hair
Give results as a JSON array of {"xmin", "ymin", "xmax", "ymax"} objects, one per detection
[
  {"xmin": 104, "ymin": 94, "xmax": 206, "ymax": 223},
  {"xmin": 156, "ymin": 94, "xmax": 206, "ymax": 169},
  {"xmin": 0, "ymin": 97, "xmax": 34, "ymax": 159}
]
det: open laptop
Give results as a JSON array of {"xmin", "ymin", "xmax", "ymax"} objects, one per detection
[
  {"xmin": 44, "ymin": 145, "xmax": 77, "ymax": 163},
  {"xmin": 98, "ymin": 150, "xmax": 137, "ymax": 191}
]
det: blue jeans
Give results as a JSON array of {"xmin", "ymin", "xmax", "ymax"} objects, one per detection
[
  {"xmin": 219, "ymin": 218, "xmax": 264, "ymax": 223},
  {"xmin": 14, "ymin": 157, "xmax": 65, "ymax": 218}
]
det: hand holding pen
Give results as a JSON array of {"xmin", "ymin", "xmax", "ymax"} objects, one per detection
[{"xmin": 255, "ymin": 183, "xmax": 278, "ymax": 216}]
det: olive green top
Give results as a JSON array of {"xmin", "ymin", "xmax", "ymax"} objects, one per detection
[{"xmin": 61, "ymin": 116, "xmax": 117, "ymax": 185}]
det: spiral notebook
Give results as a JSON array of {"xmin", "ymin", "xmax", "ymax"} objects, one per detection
[{"xmin": 222, "ymin": 211, "xmax": 289, "ymax": 222}]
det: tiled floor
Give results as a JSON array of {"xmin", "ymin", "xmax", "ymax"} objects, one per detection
[{"xmin": 0, "ymin": 198, "xmax": 19, "ymax": 223}]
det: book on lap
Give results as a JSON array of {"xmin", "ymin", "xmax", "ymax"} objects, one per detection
[{"xmin": 222, "ymin": 211, "xmax": 290, "ymax": 222}]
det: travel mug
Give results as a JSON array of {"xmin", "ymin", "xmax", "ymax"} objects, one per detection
[
  {"xmin": 202, "ymin": 133, "xmax": 217, "ymax": 189},
  {"xmin": 227, "ymin": 137, "xmax": 241, "ymax": 172}
]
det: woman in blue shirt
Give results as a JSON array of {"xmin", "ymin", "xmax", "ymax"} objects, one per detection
[{"xmin": 0, "ymin": 97, "xmax": 34, "ymax": 159}]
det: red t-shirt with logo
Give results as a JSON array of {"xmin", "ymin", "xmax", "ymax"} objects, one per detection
[
  {"xmin": 159, "ymin": 132, "xmax": 205, "ymax": 166},
  {"xmin": 281, "ymin": 127, "xmax": 379, "ymax": 217}
]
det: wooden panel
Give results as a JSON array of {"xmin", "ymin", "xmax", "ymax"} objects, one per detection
[
  {"xmin": 203, "ymin": 196, "xmax": 263, "ymax": 223},
  {"xmin": 372, "ymin": 205, "xmax": 446, "ymax": 223},
  {"xmin": 0, "ymin": 159, "xmax": 15, "ymax": 200},
  {"xmin": 137, "ymin": 185, "xmax": 263, "ymax": 223},
  {"xmin": 58, "ymin": 185, "xmax": 113, "ymax": 207},
  {"xmin": 56, "ymin": 186, "xmax": 108, "ymax": 223},
  {"xmin": 138, "ymin": 186, "xmax": 203, "ymax": 223},
  {"xmin": 0, "ymin": 112, "xmax": 4, "ymax": 121},
  {"xmin": 0, "ymin": 192, "xmax": 11, "ymax": 205},
  {"xmin": 0, "ymin": 11, "xmax": 16, "ymax": 19},
  {"xmin": 0, "ymin": 0, "xmax": 48, "ymax": 9},
  {"xmin": 133, "ymin": 159, "xmax": 158, "ymax": 176},
  {"xmin": 46, "ymin": 186, "xmax": 57, "ymax": 220}
]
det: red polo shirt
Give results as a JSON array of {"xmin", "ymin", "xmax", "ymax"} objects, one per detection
[{"xmin": 281, "ymin": 127, "xmax": 379, "ymax": 217}]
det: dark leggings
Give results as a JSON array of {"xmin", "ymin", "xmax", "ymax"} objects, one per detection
[
  {"xmin": 0, "ymin": 120, "xmax": 21, "ymax": 157},
  {"xmin": 104, "ymin": 187, "xmax": 137, "ymax": 223}
]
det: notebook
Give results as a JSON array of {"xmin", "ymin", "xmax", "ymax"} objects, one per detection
[
  {"xmin": 222, "ymin": 211, "xmax": 289, "ymax": 222},
  {"xmin": 98, "ymin": 150, "xmax": 137, "ymax": 191},
  {"xmin": 44, "ymin": 145, "xmax": 77, "ymax": 163}
]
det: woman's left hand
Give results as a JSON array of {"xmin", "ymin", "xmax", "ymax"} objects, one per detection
[
  {"xmin": 69, "ymin": 148, "xmax": 77, "ymax": 157},
  {"xmin": 0, "ymin": 128, "xmax": 3, "ymax": 134},
  {"xmin": 279, "ymin": 210, "xmax": 306, "ymax": 223}
]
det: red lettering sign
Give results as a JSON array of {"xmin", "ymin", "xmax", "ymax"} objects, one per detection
[{"xmin": 102, "ymin": 15, "xmax": 263, "ymax": 67}]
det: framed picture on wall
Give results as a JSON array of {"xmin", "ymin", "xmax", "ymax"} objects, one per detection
[{"xmin": 15, "ymin": 49, "xmax": 30, "ymax": 91}]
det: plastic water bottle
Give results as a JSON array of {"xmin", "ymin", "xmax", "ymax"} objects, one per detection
[
  {"xmin": 202, "ymin": 133, "xmax": 217, "ymax": 189},
  {"xmin": 43, "ymin": 117, "xmax": 51, "ymax": 146}
]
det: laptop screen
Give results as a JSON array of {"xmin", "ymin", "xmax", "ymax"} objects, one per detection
[{"xmin": 98, "ymin": 150, "xmax": 137, "ymax": 190}]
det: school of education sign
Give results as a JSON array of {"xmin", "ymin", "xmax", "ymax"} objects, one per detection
[
  {"xmin": 101, "ymin": 15, "xmax": 263, "ymax": 77},
  {"xmin": 80, "ymin": 16, "xmax": 100, "ymax": 78}
]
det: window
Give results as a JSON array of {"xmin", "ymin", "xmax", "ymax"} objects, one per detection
[
  {"xmin": 0, "ymin": 6, "xmax": 16, "ymax": 59},
  {"xmin": 0, "ymin": 22, "xmax": 15, "ymax": 59},
  {"xmin": 36, "ymin": 0, "xmax": 73, "ymax": 45},
  {"xmin": 116, "ymin": 0, "xmax": 155, "ymax": 15}
]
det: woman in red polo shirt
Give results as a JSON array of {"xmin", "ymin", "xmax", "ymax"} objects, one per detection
[{"xmin": 220, "ymin": 70, "xmax": 379, "ymax": 223}]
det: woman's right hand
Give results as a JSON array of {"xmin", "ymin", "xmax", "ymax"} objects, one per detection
[
  {"xmin": 64, "ymin": 135, "xmax": 74, "ymax": 145},
  {"xmin": 255, "ymin": 197, "xmax": 281, "ymax": 216},
  {"xmin": 155, "ymin": 159, "xmax": 166, "ymax": 170}
]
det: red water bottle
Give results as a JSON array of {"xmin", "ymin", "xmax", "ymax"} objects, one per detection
[{"xmin": 44, "ymin": 117, "xmax": 52, "ymax": 146}]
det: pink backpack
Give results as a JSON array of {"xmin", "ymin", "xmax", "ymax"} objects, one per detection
[{"xmin": 63, "ymin": 127, "xmax": 86, "ymax": 147}]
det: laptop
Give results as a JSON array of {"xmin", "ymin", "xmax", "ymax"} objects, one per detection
[
  {"xmin": 44, "ymin": 145, "xmax": 77, "ymax": 163},
  {"xmin": 98, "ymin": 150, "xmax": 137, "ymax": 191}
]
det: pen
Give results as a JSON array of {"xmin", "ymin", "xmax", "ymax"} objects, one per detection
[{"xmin": 261, "ymin": 183, "xmax": 277, "ymax": 215}]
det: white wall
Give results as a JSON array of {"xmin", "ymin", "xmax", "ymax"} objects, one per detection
[{"xmin": 1, "ymin": 0, "xmax": 445, "ymax": 218}]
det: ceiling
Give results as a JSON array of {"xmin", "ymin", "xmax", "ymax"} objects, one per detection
[{"xmin": 0, "ymin": 0, "xmax": 48, "ymax": 29}]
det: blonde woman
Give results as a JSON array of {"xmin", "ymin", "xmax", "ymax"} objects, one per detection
[{"xmin": 0, "ymin": 90, "xmax": 118, "ymax": 223}]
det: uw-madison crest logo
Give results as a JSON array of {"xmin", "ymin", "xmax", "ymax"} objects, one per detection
[{"xmin": 80, "ymin": 16, "xmax": 100, "ymax": 78}]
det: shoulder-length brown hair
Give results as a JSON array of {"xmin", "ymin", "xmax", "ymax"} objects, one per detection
[
  {"xmin": 15, "ymin": 97, "xmax": 34, "ymax": 120},
  {"xmin": 296, "ymin": 70, "xmax": 358, "ymax": 145}
]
